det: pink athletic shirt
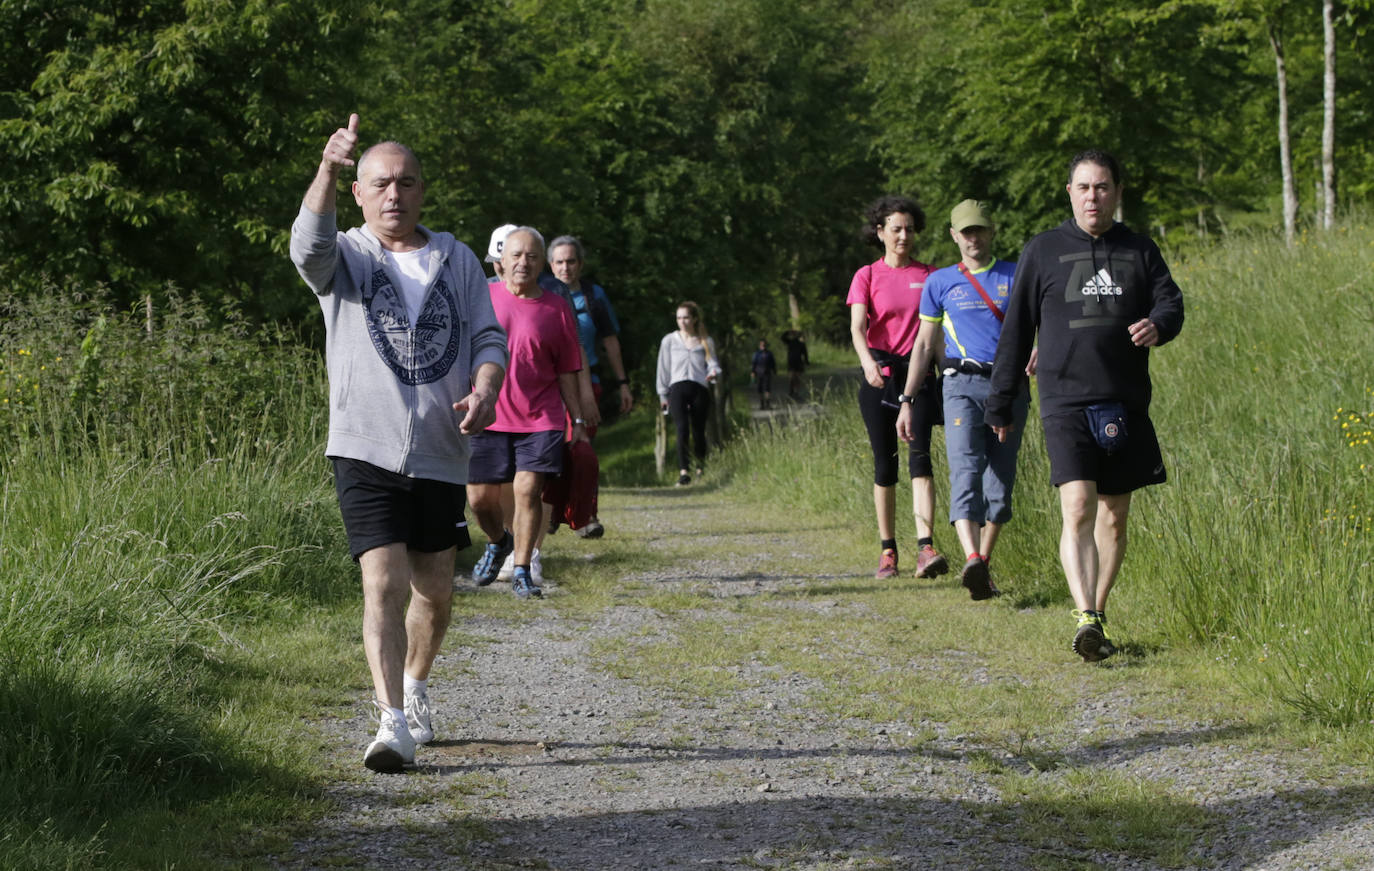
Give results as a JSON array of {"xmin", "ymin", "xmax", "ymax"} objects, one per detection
[
  {"xmin": 488, "ymin": 283, "xmax": 582, "ymax": 432},
  {"xmin": 846, "ymin": 258, "xmax": 934, "ymax": 355}
]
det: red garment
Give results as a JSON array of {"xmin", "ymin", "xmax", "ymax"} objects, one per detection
[{"xmin": 542, "ymin": 439, "xmax": 599, "ymax": 530}]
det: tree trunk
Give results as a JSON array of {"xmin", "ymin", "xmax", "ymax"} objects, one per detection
[
  {"xmin": 1197, "ymin": 155, "xmax": 1208, "ymax": 241},
  {"xmin": 1322, "ymin": 0, "xmax": 1337, "ymax": 230},
  {"xmin": 1269, "ymin": 20, "xmax": 1298, "ymax": 247}
]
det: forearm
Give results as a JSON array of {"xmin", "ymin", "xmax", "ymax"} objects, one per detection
[
  {"xmin": 905, "ymin": 329, "xmax": 938, "ymax": 395},
  {"xmin": 471, "ymin": 361, "xmax": 504, "ymax": 401},
  {"xmin": 601, "ymin": 335, "xmax": 627, "ymax": 381},
  {"xmin": 557, "ymin": 371, "xmax": 584, "ymax": 421},
  {"xmin": 302, "ymin": 161, "xmax": 342, "ymax": 217}
]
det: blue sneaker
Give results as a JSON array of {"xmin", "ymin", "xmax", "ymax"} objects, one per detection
[
  {"xmin": 511, "ymin": 565, "xmax": 542, "ymax": 600},
  {"xmin": 472, "ymin": 532, "xmax": 514, "ymax": 586}
]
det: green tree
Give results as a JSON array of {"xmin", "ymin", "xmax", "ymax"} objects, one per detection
[
  {"xmin": 864, "ymin": 0, "xmax": 1259, "ymax": 250},
  {"xmin": 0, "ymin": 0, "xmax": 370, "ymax": 319}
]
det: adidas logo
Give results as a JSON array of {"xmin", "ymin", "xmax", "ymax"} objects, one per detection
[{"xmin": 1080, "ymin": 267, "xmax": 1122, "ymax": 297}]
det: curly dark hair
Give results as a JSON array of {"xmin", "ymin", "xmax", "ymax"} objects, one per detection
[
  {"xmin": 1067, "ymin": 149, "xmax": 1123, "ymax": 185},
  {"xmin": 861, "ymin": 195, "xmax": 925, "ymax": 246}
]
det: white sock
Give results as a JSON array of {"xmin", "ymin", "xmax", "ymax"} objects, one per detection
[
  {"xmin": 386, "ymin": 704, "xmax": 407, "ymax": 727},
  {"xmin": 404, "ymin": 673, "xmax": 428, "ymax": 696}
]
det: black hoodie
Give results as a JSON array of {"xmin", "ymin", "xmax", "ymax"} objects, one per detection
[{"xmin": 985, "ymin": 219, "xmax": 1184, "ymax": 427}]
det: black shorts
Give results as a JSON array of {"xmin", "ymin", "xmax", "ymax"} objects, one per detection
[
  {"xmin": 331, "ymin": 457, "xmax": 471, "ymax": 561},
  {"xmin": 467, "ymin": 429, "xmax": 565, "ymax": 483},
  {"xmin": 1042, "ymin": 408, "xmax": 1167, "ymax": 495}
]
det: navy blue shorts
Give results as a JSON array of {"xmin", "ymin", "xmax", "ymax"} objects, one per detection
[
  {"xmin": 467, "ymin": 429, "xmax": 565, "ymax": 483},
  {"xmin": 331, "ymin": 457, "xmax": 471, "ymax": 560},
  {"xmin": 1042, "ymin": 409, "xmax": 1167, "ymax": 495}
]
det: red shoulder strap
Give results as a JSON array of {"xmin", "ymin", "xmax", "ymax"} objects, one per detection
[{"xmin": 958, "ymin": 263, "xmax": 1004, "ymax": 322}]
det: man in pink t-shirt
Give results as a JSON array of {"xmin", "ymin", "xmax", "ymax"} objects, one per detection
[{"xmin": 467, "ymin": 227, "xmax": 586, "ymax": 599}]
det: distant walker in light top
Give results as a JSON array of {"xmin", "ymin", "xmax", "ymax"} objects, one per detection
[
  {"xmin": 655, "ymin": 301, "xmax": 721, "ymax": 487},
  {"xmin": 897, "ymin": 199, "xmax": 1030, "ymax": 602},
  {"xmin": 985, "ymin": 149, "xmax": 1185, "ymax": 663}
]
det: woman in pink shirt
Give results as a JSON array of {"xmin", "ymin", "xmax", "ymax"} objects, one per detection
[{"xmin": 847, "ymin": 195, "xmax": 947, "ymax": 581}]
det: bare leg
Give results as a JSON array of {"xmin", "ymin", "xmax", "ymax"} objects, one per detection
[
  {"xmin": 980, "ymin": 521, "xmax": 1003, "ymax": 561},
  {"xmin": 466, "ymin": 482, "xmax": 506, "ymax": 542},
  {"xmin": 1094, "ymin": 493, "xmax": 1132, "ymax": 611},
  {"xmin": 1058, "ymin": 480, "xmax": 1099, "ymax": 612},
  {"xmin": 911, "ymin": 475, "xmax": 936, "ymax": 540},
  {"xmin": 874, "ymin": 483, "xmax": 896, "ymax": 542},
  {"xmin": 535, "ymin": 500, "xmax": 551, "ymax": 549},
  {"xmin": 511, "ymin": 470, "xmax": 545, "ymax": 566},
  {"xmin": 359, "ymin": 543, "xmax": 413, "ymax": 709},
  {"xmin": 953, "ymin": 518, "xmax": 981, "ymax": 557},
  {"xmin": 403, "ymin": 547, "xmax": 456, "ymax": 681}
]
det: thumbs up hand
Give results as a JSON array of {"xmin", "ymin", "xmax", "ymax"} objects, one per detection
[{"xmin": 322, "ymin": 113, "xmax": 360, "ymax": 172}]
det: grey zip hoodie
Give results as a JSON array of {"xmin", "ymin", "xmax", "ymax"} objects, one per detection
[{"xmin": 290, "ymin": 205, "xmax": 508, "ymax": 484}]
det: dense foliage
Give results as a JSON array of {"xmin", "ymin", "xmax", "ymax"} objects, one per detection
[{"xmin": 4, "ymin": 0, "xmax": 1370, "ymax": 365}]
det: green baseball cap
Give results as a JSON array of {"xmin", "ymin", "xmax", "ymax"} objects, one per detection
[{"xmin": 950, "ymin": 199, "xmax": 993, "ymax": 231}]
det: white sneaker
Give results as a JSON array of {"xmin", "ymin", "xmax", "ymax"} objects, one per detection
[
  {"xmin": 530, "ymin": 548, "xmax": 544, "ymax": 584},
  {"xmin": 404, "ymin": 687, "xmax": 434, "ymax": 745},
  {"xmin": 363, "ymin": 704, "xmax": 415, "ymax": 773},
  {"xmin": 497, "ymin": 551, "xmax": 515, "ymax": 581}
]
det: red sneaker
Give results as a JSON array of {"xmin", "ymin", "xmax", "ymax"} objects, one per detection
[
  {"xmin": 874, "ymin": 548, "xmax": 898, "ymax": 579},
  {"xmin": 914, "ymin": 545, "xmax": 949, "ymax": 579}
]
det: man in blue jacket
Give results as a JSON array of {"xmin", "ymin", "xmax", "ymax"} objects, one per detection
[
  {"xmin": 291, "ymin": 113, "xmax": 508, "ymax": 772},
  {"xmin": 986, "ymin": 150, "xmax": 1184, "ymax": 663}
]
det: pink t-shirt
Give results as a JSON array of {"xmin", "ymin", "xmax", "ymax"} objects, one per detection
[
  {"xmin": 846, "ymin": 259, "xmax": 933, "ymax": 355},
  {"xmin": 488, "ymin": 283, "xmax": 582, "ymax": 432}
]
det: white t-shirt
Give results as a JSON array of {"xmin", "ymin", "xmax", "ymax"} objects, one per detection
[{"xmin": 381, "ymin": 245, "xmax": 431, "ymax": 325}]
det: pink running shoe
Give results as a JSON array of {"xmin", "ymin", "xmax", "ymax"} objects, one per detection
[
  {"xmin": 914, "ymin": 544, "xmax": 949, "ymax": 579},
  {"xmin": 874, "ymin": 548, "xmax": 898, "ymax": 579}
]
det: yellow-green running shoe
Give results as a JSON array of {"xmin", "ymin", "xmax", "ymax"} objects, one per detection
[{"xmin": 1072, "ymin": 609, "xmax": 1108, "ymax": 663}]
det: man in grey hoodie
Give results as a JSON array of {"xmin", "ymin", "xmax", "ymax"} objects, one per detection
[{"xmin": 290, "ymin": 113, "xmax": 508, "ymax": 773}]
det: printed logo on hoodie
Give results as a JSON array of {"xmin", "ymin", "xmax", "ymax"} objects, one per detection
[
  {"xmin": 1080, "ymin": 267, "xmax": 1123, "ymax": 297},
  {"xmin": 362, "ymin": 269, "xmax": 461, "ymax": 385}
]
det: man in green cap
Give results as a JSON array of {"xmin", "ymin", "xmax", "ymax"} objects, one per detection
[{"xmin": 897, "ymin": 199, "xmax": 1030, "ymax": 601}]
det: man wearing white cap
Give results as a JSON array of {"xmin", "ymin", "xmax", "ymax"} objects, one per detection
[{"xmin": 485, "ymin": 223, "xmax": 518, "ymax": 284}]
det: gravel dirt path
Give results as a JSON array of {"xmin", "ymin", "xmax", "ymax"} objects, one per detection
[{"xmin": 275, "ymin": 480, "xmax": 1374, "ymax": 870}]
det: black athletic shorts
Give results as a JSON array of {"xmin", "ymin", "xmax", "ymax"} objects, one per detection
[
  {"xmin": 1042, "ymin": 408, "xmax": 1167, "ymax": 495},
  {"xmin": 331, "ymin": 457, "xmax": 471, "ymax": 561},
  {"xmin": 466, "ymin": 429, "xmax": 565, "ymax": 483}
]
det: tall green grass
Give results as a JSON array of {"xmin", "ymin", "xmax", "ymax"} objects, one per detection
[
  {"xmin": 0, "ymin": 289, "xmax": 347, "ymax": 868},
  {"xmin": 712, "ymin": 221, "xmax": 1374, "ymax": 726}
]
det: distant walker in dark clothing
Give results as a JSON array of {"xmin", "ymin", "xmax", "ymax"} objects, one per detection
[
  {"xmin": 781, "ymin": 330, "xmax": 809, "ymax": 400},
  {"xmin": 750, "ymin": 339, "xmax": 777, "ymax": 409},
  {"xmin": 985, "ymin": 149, "xmax": 1185, "ymax": 664}
]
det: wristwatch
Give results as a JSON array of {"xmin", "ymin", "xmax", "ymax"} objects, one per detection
[
  {"xmin": 897, "ymin": 394, "xmax": 914, "ymax": 405},
  {"xmin": 573, "ymin": 418, "xmax": 587, "ymax": 425}
]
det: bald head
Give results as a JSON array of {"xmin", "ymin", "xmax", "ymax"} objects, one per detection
[{"xmin": 357, "ymin": 141, "xmax": 422, "ymax": 183}]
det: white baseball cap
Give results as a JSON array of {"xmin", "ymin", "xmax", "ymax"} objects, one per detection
[{"xmin": 485, "ymin": 223, "xmax": 518, "ymax": 262}]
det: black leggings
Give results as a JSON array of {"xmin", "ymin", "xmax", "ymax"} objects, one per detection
[
  {"xmin": 669, "ymin": 381, "xmax": 711, "ymax": 471},
  {"xmin": 858, "ymin": 372, "xmax": 938, "ymax": 486}
]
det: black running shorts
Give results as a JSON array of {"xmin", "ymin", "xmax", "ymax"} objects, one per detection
[
  {"xmin": 331, "ymin": 457, "xmax": 471, "ymax": 560},
  {"xmin": 1041, "ymin": 408, "xmax": 1167, "ymax": 495}
]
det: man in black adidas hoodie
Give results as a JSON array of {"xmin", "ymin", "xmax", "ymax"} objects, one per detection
[{"xmin": 986, "ymin": 150, "xmax": 1184, "ymax": 663}]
